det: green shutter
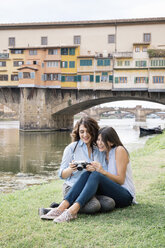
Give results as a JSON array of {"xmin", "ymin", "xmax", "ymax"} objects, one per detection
[
  {"xmin": 77, "ymin": 75, "xmax": 81, "ymax": 82},
  {"xmin": 146, "ymin": 77, "xmax": 149, "ymax": 83},
  {"xmin": 109, "ymin": 75, "xmax": 113, "ymax": 83},
  {"xmin": 115, "ymin": 77, "xmax": 118, "ymax": 83},
  {"xmin": 74, "ymin": 76, "xmax": 77, "ymax": 82},
  {"xmin": 90, "ymin": 75, "xmax": 94, "ymax": 82},
  {"xmin": 61, "ymin": 76, "xmax": 65, "ymax": 82},
  {"xmin": 96, "ymin": 75, "xmax": 100, "ymax": 83},
  {"xmin": 134, "ymin": 77, "xmax": 137, "ymax": 83}
]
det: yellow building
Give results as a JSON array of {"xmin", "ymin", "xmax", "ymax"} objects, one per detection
[
  {"xmin": 61, "ymin": 46, "xmax": 79, "ymax": 88},
  {"xmin": 0, "ymin": 49, "xmax": 25, "ymax": 87}
]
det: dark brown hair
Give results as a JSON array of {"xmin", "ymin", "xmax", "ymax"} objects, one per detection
[
  {"xmin": 98, "ymin": 126, "xmax": 128, "ymax": 154},
  {"xmin": 71, "ymin": 116, "xmax": 99, "ymax": 146}
]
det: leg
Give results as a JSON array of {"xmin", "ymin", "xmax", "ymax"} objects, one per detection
[
  {"xmin": 96, "ymin": 195, "xmax": 115, "ymax": 212},
  {"xmin": 79, "ymin": 196, "xmax": 101, "ymax": 214},
  {"xmin": 64, "ymin": 182, "xmax": 100, "ymax": 214},
  {"xmin": 69, "ymin": 171, "xmax": 133, "ymax": 208}
]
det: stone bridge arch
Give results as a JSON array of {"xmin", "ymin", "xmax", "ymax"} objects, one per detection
[
  {"xmin": 2, "ymin": 87, "xmax": 164, "ymax": 131},
  {"xmin": 50, "ymin": 89, "xmax": 165, "ymax": 129}
]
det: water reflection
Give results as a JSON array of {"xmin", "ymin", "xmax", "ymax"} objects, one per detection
[{"xmin": 19, "ymin": 131, "xmax": 71, "ymax": 175}]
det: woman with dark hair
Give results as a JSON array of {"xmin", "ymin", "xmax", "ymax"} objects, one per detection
[
  {"xmin": 43, "ymin": 126, "xmax": 135, "ymax": 223},
  {"xmin": 40, "ymin": 119, "xmax": 115, "ymax": 219}
]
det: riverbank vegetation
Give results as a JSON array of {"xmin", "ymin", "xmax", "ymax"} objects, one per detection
[{"xmin": 0, "ymin": 132, "xmax": 165, "ymax": 248}]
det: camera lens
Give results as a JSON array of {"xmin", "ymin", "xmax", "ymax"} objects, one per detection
[{"xmin": 77, "ymin": 165, "xmax": 83, "ymax": 171}]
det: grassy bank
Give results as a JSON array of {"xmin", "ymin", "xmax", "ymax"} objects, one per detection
[{"xmin": 0, "ymin": 133, "xmax": 165, "ymax": 248}]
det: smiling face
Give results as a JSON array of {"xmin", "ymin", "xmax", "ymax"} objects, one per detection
[
  {"xmin": 97, "ymin": 134, "xmax": 113, "ymax": 152},
  {"xmin": 79, "ymin": 124, "xmax": 92, "ymax": 146},
  {"xmin": 97, "ymin": 134, "xmax": 107, "ymax": 152}
]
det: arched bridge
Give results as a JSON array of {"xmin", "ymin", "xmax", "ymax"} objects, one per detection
[
  {"xmin": 0, "ymin": 87, "xmax": 165, "ymax": 131},
  {"xmin": 83, "ymin": 105, "xmax": 165, "ymax": 122}
]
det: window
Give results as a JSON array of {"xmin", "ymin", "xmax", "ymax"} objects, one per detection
[
  {"xmin": 11, "ymin": 49, "xmax": 24, "ymax": 54},
  {"xmin": 74, "ymin": 36, "xmax": 81, "ymax": 45},
  {"xmin": 119, "ymin": 77, "xmax": 127, "ymax": 83},
  {"xmin": 153, "ymin": 76, "xmax": 164, "ymax": 84},
  {"xmin": 101, "ymin": 72, "xmax": 108, "ymax": 82},
  {"xmin": 80, "ymin": 60, "xmax": 92, "ymax": 66},
  {"xmin": 0, "ymin": 61, "xmax": 6, "ymax": 67},
  {"xmin": 97, "ymin": 59, "xmax": 110, "ymax": 66},
  {"xmin": 29, "ymin": 50, "xmax": 37, "ymax": 55},
  {"xmin": 13, "ymin": 61, "xmax": 24, "ymax": 67},
  {"xmin": 134, "ymin": 77, "xmax": 148, "ymax": 83},
  {"xmin": 69, "ymin": 61, "xmax": 75, "ymax": 68},
  {"xmin": 9, "ymin": 37, "xmax": 15, "ymax": 46},
  {"xmin": 151, "ymin": 60, "xmax": 165, "ymax": 67},
  {"xmin": 11, "ymin": 74, "xmax": 19, "ymax": 81},
  {"xmin": 0, "ymin": 53, "xmax": 9, "ymax": 59},
  {"xmin": 0, "ymin": 75, "xmax": 8, "ymax": 81},
  {"xmin": 135, "ymin": 61, "xmax": 147, "ymax": 67},
  {"xmin": 61, "ymin": 61, "xmax": 68, "ymax": 68},
  {"xmin": 45, "ymin": 73, "xmax": 59, "ymax": 81},
  {"xmin": 143, "ymin": 33, "xmax": 151, "ymax": 42},
  {"xmin": 41, "ymin": 36, "xmax": 48, "ymax": 45},
  {"xmin": 48, "ymin": 49, "xmax": 58, "ymax": 55},
  {"xmin": 115, "ymin": 77, "xmax": 127, "ymax": 83},
  {"xmin": 23, "ymin": 72, "xmax": 31, "ymax": 79},
  {"xmin": 65, "ymin": 76, "xmax": 75, "ymax": 82},
  {"xmin": 142, "ymin": 46, "xmax": 147, "ymax": 52},
  {"xmin": 117, "ymin": 61, "xmax": 123, "ymax": 66},
  {"xmin": 82, "ymin": 75, "xmax": 90, "ymax": 81},
  {"xmin": 61, "ymin": 48, "xmax": 68, "ymax": 55},
  {"xmin": 108, "ymin": 35, "xmax": 115, "ymax": 43},
  {"xmin": 47, "ymin": 61, "xmax": 58, "ymax": 67},
  {"xmin": 135, "ymin": 47, "xmax": 140, "ymax": 52},
  {"xmin": 69, "ymin": 48, "xmax": 75, "ymax": 55},
  {"xmin": 125, "ymin": 60, "xmax": 130, "ymax": 66}
]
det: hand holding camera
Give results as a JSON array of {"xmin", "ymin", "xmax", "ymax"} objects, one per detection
[{"xmin": 72, "ymin": 161, "xmax": 91, "ymax": 171}]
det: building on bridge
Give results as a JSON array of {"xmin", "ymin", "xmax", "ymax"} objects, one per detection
[{"xmin": 0, "ymin": 17, "xmax": 165, "ymax": 91}]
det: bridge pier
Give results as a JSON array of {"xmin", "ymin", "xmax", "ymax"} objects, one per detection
[{"xmin": 19, "ymin": 88, "xmax": 73, "ymax": 131}]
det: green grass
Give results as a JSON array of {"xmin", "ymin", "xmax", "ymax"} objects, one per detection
[{"xmin": 0, "ymin": 133, "xmax": 165, "ymax": 248}]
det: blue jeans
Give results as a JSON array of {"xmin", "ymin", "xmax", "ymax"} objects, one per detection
[{"xmin": 64, "ymin": 171, "xmax": 133, "ymax": 208}]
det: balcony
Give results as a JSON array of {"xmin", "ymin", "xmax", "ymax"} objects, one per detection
[
  {"xmin": 113, "ymin": 52, "xmax": 133, "ymax": 58},
  {"xmin": 0, "ymin": 53, "xmax": 9, "ymax": 59}
]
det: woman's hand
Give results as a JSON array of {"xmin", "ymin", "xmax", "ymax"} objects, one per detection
[
  {"xmin": 91, "ymin": 161, "xmax": 104, "ymax": 174},
  {"xmin": 86, "ymin": 163, "xmax": 96, "ymax": 172},
  {"xmin": 69, "ymin": 161, "xmax": 77, "ymax": 172}
]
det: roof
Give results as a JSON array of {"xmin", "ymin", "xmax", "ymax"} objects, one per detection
[
  {"xmin": 1, "ymin": 17, "xmax": 165, "ymax": 30},
  {"xmin": 9, "ymin": 45, "xmax": 79, "ymax": 50},
  {"xmin": 18, "ymin": 66, "xmax": 38, "ymax": 71}
]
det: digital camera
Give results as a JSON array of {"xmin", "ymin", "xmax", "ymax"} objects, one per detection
[{"xmin": 73, "ymin": 161, "xmax": 91, "ymax": 171}]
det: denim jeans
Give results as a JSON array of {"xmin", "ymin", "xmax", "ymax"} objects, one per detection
[{"xmin": 64, "ymin": 171, "xmax": 133, "ymax": 208}]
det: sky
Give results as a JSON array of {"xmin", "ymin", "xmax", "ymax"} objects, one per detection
[{"xmin": 0, "ymin": 0, "xmax": 165, "ymax": 24}]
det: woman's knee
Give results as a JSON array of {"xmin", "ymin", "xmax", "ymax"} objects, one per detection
[
  {"xmin": 79, "ymin": 196, "xmax": 101, "ymax": 214},
  {"xmin": 89, "ymin": 171, "xmax": 101, "ymax": 181}
]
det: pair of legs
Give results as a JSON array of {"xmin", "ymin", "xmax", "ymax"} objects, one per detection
[
  {"xmin": 63, "ymin": 182, "xmax": 115, "ymax": 213},
  {"xmin": 57, "ymin": 171, "xmax": 133, "ymax": 217}
]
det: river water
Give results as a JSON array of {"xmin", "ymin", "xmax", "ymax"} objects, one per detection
[{"xmin": 0, "ymin": 118, "xmax": 164, "ymax": 193}]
